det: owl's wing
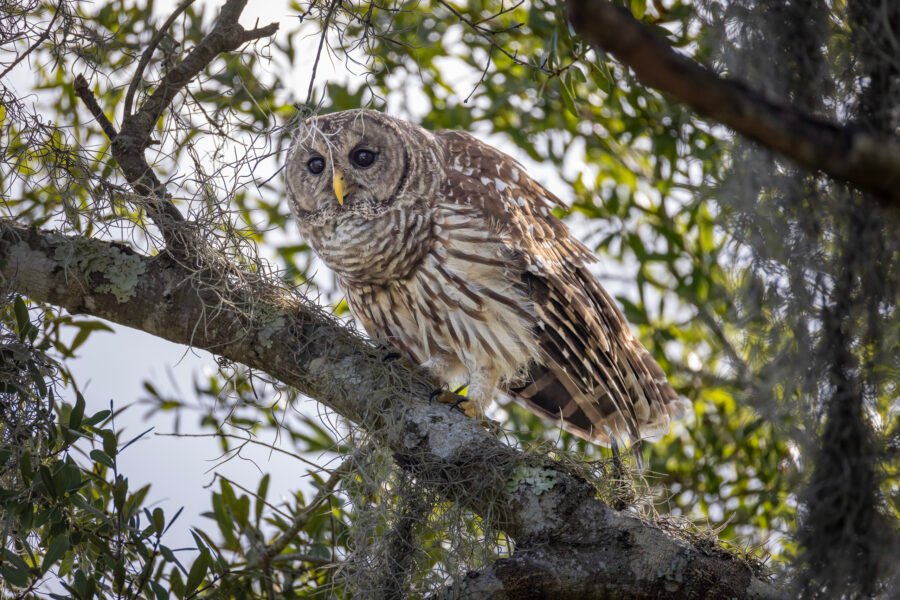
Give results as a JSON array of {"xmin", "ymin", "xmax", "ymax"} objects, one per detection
[{"xmin": 436, "ymin": 130, "xmax": 690, "ymax": 446}]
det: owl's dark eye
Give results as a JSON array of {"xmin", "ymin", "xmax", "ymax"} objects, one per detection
[
  {"xmin": 350, "ymin": 148, "xmax": 377, "ymax": 168},
  {"xmin": 307, "ymin": 156, "xmax": 325, "ymax": 174}
]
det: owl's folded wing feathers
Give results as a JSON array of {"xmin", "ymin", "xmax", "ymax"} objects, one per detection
[{"xmin": 436, "ymin": 130, "xmax": 690, "ymax": 446}]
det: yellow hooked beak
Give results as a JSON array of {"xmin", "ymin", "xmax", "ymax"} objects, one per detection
[{"xmin": 332, "ymin": 169, "xmax": 345, "ymax": 206}]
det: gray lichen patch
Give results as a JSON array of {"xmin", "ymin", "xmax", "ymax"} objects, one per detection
[
  {"xmin": 254, "ymin": 305, "xmax": 286, "ymax": 349},
  {"xmin": 52, "ymin": 238, "xmax": 146, "ymax": 303},
  {"xmin": 505, "ymin": 465, "xmax": 559, "ymax": 495}
]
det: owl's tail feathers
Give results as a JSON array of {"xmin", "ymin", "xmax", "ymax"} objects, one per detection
[{"xmin": 508, "ymin": 362, "xmax": 691, "ymax": 449}]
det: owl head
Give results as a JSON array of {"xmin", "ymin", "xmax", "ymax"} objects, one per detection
[{"xmin": 284, "ymin": 109, "xmax": 441, "ymax": 284}]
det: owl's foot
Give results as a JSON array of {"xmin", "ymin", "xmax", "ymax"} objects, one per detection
[
  {"xmin": 429, "ymin": 388, "xmax": 479, "ymax": 418},
  {"xmin": 451, "ymin": 398, "xmax": 478, "ymax": 418}
]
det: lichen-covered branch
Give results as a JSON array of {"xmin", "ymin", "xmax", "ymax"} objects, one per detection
[
  {"xmin": 567, "ymin": 0, "xmax": 900, "ymax": 207},
  {"xmin": 0, "ymin": 220, "xmax": 778, "ymax": 598}
]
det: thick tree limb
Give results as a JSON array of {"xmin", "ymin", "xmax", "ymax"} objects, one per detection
[
  {"xmin": 567, "ymin": 0, "xmax": 900, "ymax": 206},
  {"xmin": 0, "ymin": 220, "xmax": 778, "ymax": 599}
]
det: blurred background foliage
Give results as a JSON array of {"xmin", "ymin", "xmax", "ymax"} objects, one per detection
[{"xmin": 1, "ymin": 0, "xmax": 897, "ymax": 597}]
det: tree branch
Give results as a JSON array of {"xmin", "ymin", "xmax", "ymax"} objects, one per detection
[
  {"xmin": 567, "ymin": 0, "xmax": 900, "ymax": 206},
  {"xmin": 73, "ymin": 74, "xmax": 119, "ymax": 140},
  {"xmin": 122, "ymin": 0, "xmax": 198, "ymax": 119},
  {"xmin": 0, "ymin": 220, "xmax": 778, "ymax": 599},
  {"xmin": 75, "ymin": 0, "xmax": 279, "ymax": 251}
]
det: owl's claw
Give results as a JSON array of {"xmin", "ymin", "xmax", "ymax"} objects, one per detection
[
  {"xmin": 430, "ymin": 389, "xmax": 478, "ymax": 417},
  {"xmin": 451, "ymin": 398, "xmax": 478, "ymax": 418},
  {"xmin": 428, "ymin": 385, "xmax": 449, "ymax": 403}
]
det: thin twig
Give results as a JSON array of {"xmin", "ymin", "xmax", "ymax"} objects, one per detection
[
  {"xmin": 305, "ymin": 0, "xmax": 340, "ymax": 106},
  {"xmin": 155, "ymin": 431, "xmax": 328, "ymax": 472},
  {"xmin": 0, "ymin": 0, "xmax": 65, "ymax": 80},
  {"xmin": 465, "ymin": 46, "xmax": 493, "ymax": 103},
  {"xmin": 436, "ymin": 0, "xmax": 540, "ymax": 74},
  {"xmin": 269, "ymin": 552, "xmax": 332, "ymax": 566},
  {"xmin": 123, "ymin": 0, "xmax": 198, "ymax": 119}
]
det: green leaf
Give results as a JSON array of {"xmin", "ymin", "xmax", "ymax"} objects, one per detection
[
  {"xmin": 152, "ymin": 507, "xmax": 165, "ymax": 536},
  {"xmin": 183, "ymin": 551, "xmax": 209, "ymax": 597},
  {"xmin": 630, "ymin": 0, "xmax": 647, "ymax": 20},
  {"xmin": 69, "ymin": 392, "xmax": 86, "ymax": 430},
  {"xmin": 13, "ymin": 296, "xmax": 30, "ymax": 338},
  {"xmin": 83, "ymin": 409, "xmax": 111, "ymax": 426},
  {"xmin": 151, "ymin": 581, "xmax": 170, "ymax": 600},
  {"xmin": 159, "ymin": 544, "xmax": 181, "ymax": 568},
  {"xmin": 101, "ymin": 429, "xmax": 117, "ymax": 457},
  {"xmin": 0, "ymin": 564, "xmax": 29, "ymax": 587},
  {"xmin": 90, "ymin": 449, "xmax": 115, "ymax": 468},
  {"xmin": 211, "ymin": 493, "xmax": 237, "ymax": 547},
  {"xmin": 69, "ymin": 320, "xmax": 113, "ymax": 353},
  {"xmin": 255, "ymin": 473, "xmax": 270, "ymax": 524},
  {"xmin": 42, "ymin": 534, "xmax": 69, "ymax": 573},
  {"xmin": 170, "ymin": 566, "xmax": 185, "ymax": 597},
  {"xmin": 1, "ymin": 549, "xmax": 31, "ymax": 586},
  {"xmin": 20, "ymin": 449, "xmax": 33, "ymax": 482}
]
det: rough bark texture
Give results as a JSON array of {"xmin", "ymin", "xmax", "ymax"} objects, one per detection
[
  {"xmin": 567, "ymin": 0, "xmax": 900, "ymax": 207},
  {"xmin": 0, "ymin": 221, "xmax": 779, "ymax": 599}
]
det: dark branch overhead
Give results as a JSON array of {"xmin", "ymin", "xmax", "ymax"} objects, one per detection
[{"xmin": 567, "ymin": 0, "xmax": 900, "ymax": 207}]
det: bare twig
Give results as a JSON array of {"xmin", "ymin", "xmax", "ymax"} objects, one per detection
[
  {"xmin": 306, "ymin": 0, "xmax": 340, "ymax": 106},
  {"xmin": 123, "ymin": 0, "xmax": 198, "ymax": 119},
  {"xmin": 73, "ymin": 74, "xmax": 119, "ymax": 140},
  {"xmin": 268, "ymin": 552, "xmax": 331, "ymax": 566},
  {"xmin": 567, "ymin": 0, "xmax": 900, "ymax": 206},
  {"xmin": 434, "ymin": 0, "xmax": 585, "ymax": 79},
  {"xmin": 0, "ymin": 0, "xmax": 65, "ymax": 80},
  {"xmin": 435, "ymin": 0, "xmax": 523, "ymax": 71}
]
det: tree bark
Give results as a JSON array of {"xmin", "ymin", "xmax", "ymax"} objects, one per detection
[{"xmin": 0, "ymin": 221, "xmax": 779, "ymax": 598}]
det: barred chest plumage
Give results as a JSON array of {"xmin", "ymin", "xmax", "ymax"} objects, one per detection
[
  {"xmin": 302, "ymin": 202, "xmax": 434, "ymax": 286},
  {"xmin": 343, "ymin": 203, "xmax": 542, "ymax": 396}
]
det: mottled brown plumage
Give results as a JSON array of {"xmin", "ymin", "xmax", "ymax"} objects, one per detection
[{"xmin": 284, "ymin": 109, "xmax": 690, "ymax": 446}]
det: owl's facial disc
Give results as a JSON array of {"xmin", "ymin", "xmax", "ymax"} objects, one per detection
[{"xmin": 285, "ymin": 111, "xmax": 409, "ymax": 219}]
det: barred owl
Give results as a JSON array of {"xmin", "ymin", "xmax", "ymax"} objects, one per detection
[{"xmin": 285, "ymin": 109, "xmax": 689, "ymax": 446}]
